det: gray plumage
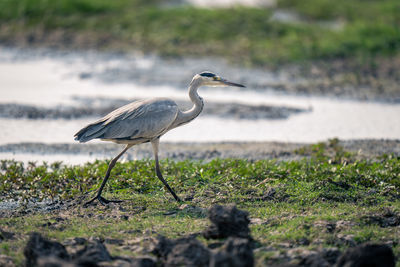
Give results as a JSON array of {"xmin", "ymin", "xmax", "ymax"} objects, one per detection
[
  {"xmin": 75, "ymin": 98, "xmax": 178, "ymax": 143},
  {"xmin": 75, "ymin": 71, "xmax": 245, "ymax": 205}
]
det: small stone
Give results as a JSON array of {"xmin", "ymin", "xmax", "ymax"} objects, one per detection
[{"xmin": 0, "ymin": 228, "xmax": 14, "ymax": 241}]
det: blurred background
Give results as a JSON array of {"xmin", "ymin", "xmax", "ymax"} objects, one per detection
[{"xmin": 0, "ymin": 0, "xmax": 399, "ymax": 163}]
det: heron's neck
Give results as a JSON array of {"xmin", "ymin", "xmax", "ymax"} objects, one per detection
[{"xmin": 174, "ymin": 79, "xmax": 204, "ymax": 126}]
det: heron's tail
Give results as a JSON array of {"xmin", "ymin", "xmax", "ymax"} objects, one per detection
[{"xmin": 74, "ymin": 121, "xmax": 107, "ymax": 143}]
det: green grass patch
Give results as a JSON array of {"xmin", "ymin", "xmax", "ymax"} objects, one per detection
[
  {"xmin": 1, "ymin": 143, "xmax": 399, "ymax": 204},
  {"xmin": 0, "ymin": 0, "xmax": 399, "ymax": 65}
]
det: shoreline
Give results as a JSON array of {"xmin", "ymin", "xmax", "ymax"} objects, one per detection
[{"xmin": 1, "ymin": 139, "xmax": 399, "ymax": 165}]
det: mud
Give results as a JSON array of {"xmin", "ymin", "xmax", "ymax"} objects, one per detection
[
  {"xmin": 203, "ymin": 205, "xmax": 251, "ymax": 240},
  {"xmin": 24, "ymin": 233, "xmax": 159, "ymax": 267},
  {"xmin": 362, "ymin": 209, "xmax": 400, "ymax": 228},
  {"xmin": 20, "ymin": 205, "xmax": 255, "ymax": 267},
  {"xmin": 0, "ymin": 99, "xmax": 307, "ymax": 120},
  {"xmin": 24, "ymin": 232, "xmax": 70, "ymax": 267},
  {"xmin": 0, "ymin": 228, "xmax": 14, "ymax": 241},
  {"xmin": 210, "ymin": 237, "xmax": 253, "ymax": 267},
  {"xmin": 1, "ymin": 139, "xmax": 399, "ymax": 164},
  {"xmin": 154, "ymin": 235, "xmax": 211, "ymax": 267}
]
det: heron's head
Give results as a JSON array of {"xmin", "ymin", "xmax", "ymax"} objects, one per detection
[{"xmin": 194, "ymin": 71, "xmax": 245, "ymax": 88}]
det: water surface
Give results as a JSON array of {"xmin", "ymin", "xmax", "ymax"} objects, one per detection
[{"xmin": 1, "ymin": 47, "xmax": 399, "ymax": 163}]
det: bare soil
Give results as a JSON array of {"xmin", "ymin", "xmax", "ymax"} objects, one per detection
[{"xmin": 1, "ymin": 139, "xmax": 399, "ymax": 162}]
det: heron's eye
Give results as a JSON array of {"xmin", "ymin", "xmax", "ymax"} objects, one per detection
[{"xmin": 213, "ymin": 76, "xmax": 221, "ymax": 81}]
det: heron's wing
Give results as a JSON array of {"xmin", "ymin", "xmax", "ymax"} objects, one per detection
[{"xmin": 74, "ymin": 98, "xmax": 178, "ymax": 142}]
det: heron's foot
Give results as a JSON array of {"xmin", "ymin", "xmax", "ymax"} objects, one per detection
[{"xmin": 84, "ymin": 195, "xmax": 123, "ymax": 206}]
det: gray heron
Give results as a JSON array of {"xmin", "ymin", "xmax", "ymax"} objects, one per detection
[{"xmin": 74, "ymin": 71, "xmax": 245, "ymax": 205}]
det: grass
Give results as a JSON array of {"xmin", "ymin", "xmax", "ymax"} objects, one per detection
[
  {"xmin": 0, "ymin": 0, "xmax": 399, "ymax": 65},
  {"xmin": 0, "ymin": 141, "xmax": 399, "ymax": 265}
]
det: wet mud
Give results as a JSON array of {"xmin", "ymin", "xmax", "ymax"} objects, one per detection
[
  {"xmin": 14, "ymin": 205, "xmax": 397, "ymax": 267},
  {"xmin": 0, "ymin": 99, "xmax": 307, "ymax": 121},
  {"xmin": 362, "ymin": 209, "xmax": 400, "ymax": 228},
  {"xmin": 203, "ymin": 204, "xmax": 251, "ymax": 240},
  {"xmin": 1, "ymin": 139, "xmax": 399, "ymax": 162}
]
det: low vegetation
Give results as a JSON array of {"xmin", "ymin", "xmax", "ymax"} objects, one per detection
[
  {"xmin": 0, "ymin": 141, "xmax": 399, "ymax": 265},
  {"xmin": 0, "ymin": 0, "xmax": 399, "ymax": 65}
]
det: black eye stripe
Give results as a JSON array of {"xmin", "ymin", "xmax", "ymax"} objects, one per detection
[{"xmin": 199, "ymin": 72, "xmax": 216, "ymax": 77}]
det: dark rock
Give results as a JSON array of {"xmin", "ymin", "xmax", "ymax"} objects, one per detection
[
  {"xmin": 210, "ymin": 238, "xmax": 253, "ymax": 267},
  {"xmin": 24, "ymin": 232, "xmax": 70, "ymax": 267},
  {"xmin": 73, "ymin": 239, "xmax": 112, "ymax": 265},
  {"xmin": 325, "ymin": 223, "xmax": 336, "ymax": 233},
  {"xmin": 120, "ymin": 215, "xmax": 129, "ymax": 221},
  {"xmin": 203, "ymin": 205, "xmax": 251, "ymax": 239},
  {"xmin": 297, "ymin": 237, "xmax": 310, "ymax": 246},
  {"xmin": 0, "ymin": 228, "xmax": 14, "ymax": 241},
  {"xmin": 165, "ymin": 238, "xmax": 210, "ymax": 267},
  {"xmin": 153, "ymin": 235, "xmax": 210, "ymax": 267},
  {"xmin": 336, "ymin": 243, "xmax": 395, "ymax": 267}
]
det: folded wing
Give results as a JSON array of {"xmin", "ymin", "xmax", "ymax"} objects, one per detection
[{"xmin": 74, "ymin": 98, "xmax": 179, "ymax": 143}]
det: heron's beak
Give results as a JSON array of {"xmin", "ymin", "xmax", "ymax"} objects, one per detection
[{"xmin": 219, "ymin": 78, "xmax": 246, "ymax": 88}]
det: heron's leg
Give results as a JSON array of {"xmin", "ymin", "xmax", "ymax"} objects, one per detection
[
  {"xmin": 85, "ymin": 144, "xmax": 133, "ymax": 206},
  {"xmin": 151, "ymin": 138, "xmax": 182, "ymax": 202}
]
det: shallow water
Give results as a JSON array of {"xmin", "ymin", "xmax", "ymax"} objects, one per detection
[
  {"xmin": 0, "ymin": 47, "xmax": 399, "ymax": 163},
  {"xmin": 1, "ymin": 97, "xmax": 399, "ymax": 144},
  {"xmin": 0, "ymin": 152, "xmax": 108, "ymax": 165}
]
